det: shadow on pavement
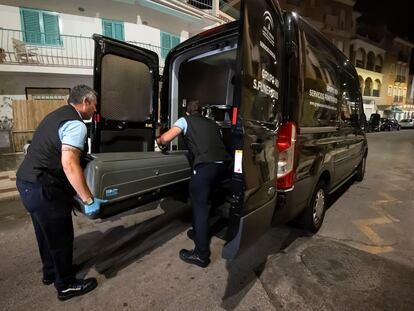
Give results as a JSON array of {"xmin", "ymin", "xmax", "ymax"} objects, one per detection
[
  {"xmin": 221, "ymin": 224, "xmax": 309, "ymax": 310},
  {"xmin": 73, "ymin": 198, "xmax": 191, "ymax": 279}
]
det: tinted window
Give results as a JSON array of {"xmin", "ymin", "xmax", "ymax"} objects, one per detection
[
  {"xmin": 299, "ymin": 19, "xmax": 340, "ymax": 127},
  {"xmin": 340, "ymin": 70, "xmax": 362, "ymax": 129},
  {"xmin": 101, "ymin": 54, "xmax": 152, "ymax": 122}
]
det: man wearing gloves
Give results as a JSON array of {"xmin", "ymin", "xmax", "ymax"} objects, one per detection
[{"xmin": 16, "ymin": 85, "xmax": 106, "ymax": 301}]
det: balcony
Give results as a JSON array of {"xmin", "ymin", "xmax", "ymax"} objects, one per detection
[
  {"xmin": 394, "ymin": 96, "xmax": 404, "ymax": 103},
  {"xmin": 395, "ymin": 75, "xmax": 406, "ymax": 84},
  {"xmin": 0, "ymin": 28, "xmax": 169, "ymax": 72}
]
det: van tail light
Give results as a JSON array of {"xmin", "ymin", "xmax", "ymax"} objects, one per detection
[{"xmin": 277, "ymin": 122, "xmax": 296, "ymax": 190}]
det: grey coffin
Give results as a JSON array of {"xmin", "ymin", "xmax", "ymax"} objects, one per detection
[{"xmin": 80, "ymin": 151, "xmax": 191, "ymax": 217}]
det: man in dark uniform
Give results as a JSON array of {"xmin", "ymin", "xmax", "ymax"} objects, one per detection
[
  {"xmin": 157, "ymin": 101, "xmax": 229, "ymax": 267},
  {"xmin": 16, "ymin": 85, "xmax": 106, "ymax": 301}
]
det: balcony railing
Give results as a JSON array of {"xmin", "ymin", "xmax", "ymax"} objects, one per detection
[
  {"xmin": 0, "ymin": 28, "xmax": 169, "ymax": 71},
  {"xmin": 395, "ymin": 75, "xmax": 406, "ymax": 84},
  {"xmin": 394, "ymin": 96, "xmax": 404, "ymax": 103}
]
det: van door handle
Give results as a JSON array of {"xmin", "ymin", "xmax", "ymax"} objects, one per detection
[{"xmin": 250, "ymin": 142, "xmax": 264, "ymax": 151}]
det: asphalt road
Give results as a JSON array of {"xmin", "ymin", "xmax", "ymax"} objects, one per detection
[{"xmin": 1, "ymin": 130, "xmax": 414, "ymax": 310}]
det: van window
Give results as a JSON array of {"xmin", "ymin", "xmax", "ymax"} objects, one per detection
[
  {"xmin": 299, "ymin": 20, "xmax": 340, "ymax": 127},
  {"xmin": 340, "ymin": 70, "xmax": 362, "ymax": 129},
  {"xmin": 101, "ymin": 54, "xmax": 152, "ymax": 122}
]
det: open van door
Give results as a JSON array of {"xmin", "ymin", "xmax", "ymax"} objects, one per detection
[
  {"xmin": 223, "ymin": 0, "xmax": 283, "ymax": 259},
  {"xmin": 91, "ymin": 34, "xmax": 159, "ymax": 152}
]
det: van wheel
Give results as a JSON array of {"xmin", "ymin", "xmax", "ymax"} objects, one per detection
[
  {"xmin": 303, "ymin": 181, "xmax": 327, "ymax": 233},
  {"xmin": 355, "ymin": 156, "xmax": 366, "ymax": 182}
]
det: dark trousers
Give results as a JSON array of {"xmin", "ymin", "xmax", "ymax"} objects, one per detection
[
  {"xmin": 16, "ymin": 178, "xmax": 75, "ymax": 290},
  {"xmin": 189, "ymin": 162, "xmax": 227, "ymax": 259}
]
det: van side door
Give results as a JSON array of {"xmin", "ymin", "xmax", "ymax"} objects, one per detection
[
  {"xmin": 223, "ymin": 0, "xmax": 283, "ymax": 259},
  {"xmin": 91, "ymin": 34, "xmax": 159, "ymax": 152}
]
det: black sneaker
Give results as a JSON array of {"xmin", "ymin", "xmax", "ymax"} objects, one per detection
[
  {"xmin": 57, "ymin": 278, "xmax": 97, "ymax": 301},
  {"xmin": 179, "ymin": 249, "xmax": 210, "ymax": 268}
]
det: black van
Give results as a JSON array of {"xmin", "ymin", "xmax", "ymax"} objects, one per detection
[{"xmin": 86, "ymin": 0, "xmax": 367, "ymax": 258}]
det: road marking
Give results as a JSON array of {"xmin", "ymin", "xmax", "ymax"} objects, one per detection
[
  {"xmin": 349, "ymin": 242, "xmax": 394, "ymax": 254},
  {"xmin": 351, "ymin": 191, "xmax": 401, "ymax": 254},
  {"xmin": 371, "ymin": 200, "xmax": 400, "ymax": 223},
  {"xmin": 383, "ymin": 181, "xmax": 406, "ymax": 192},
  {"xmin": 353, "ymin": 217, "xmax": 393, "ymax": 244}
]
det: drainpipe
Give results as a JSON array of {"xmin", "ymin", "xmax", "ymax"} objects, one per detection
[{"xmin": 212, "ymin": 0, "xmax": 219, "ymax": 17}]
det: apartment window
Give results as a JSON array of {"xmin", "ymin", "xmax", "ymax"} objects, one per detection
[
  {"xmin": 20, "ymin": 8, "xmax": 61, "ymax": 45},
  {"xmin": 387, "ymin": 86, "xmax": 393, "ymax": 96},
  {"xmin": 102, "ymin": 19, "xmax": 125, "ymax": 41},
  {"xmin": 160, "ymin": 32, "xmax": 180, "ymax": 59}
]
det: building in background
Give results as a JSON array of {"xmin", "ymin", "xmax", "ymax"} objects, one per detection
[
  {"xmin": 278, "ymin": 0, "xmax": 356, "ymax": 58},
  {"xmin": 349, "ymin": 36, "xmax": 385, "ymax": 117},
  {"xmin": 380, "ymin": 36, "xmax": 414, "ymax": 120},
  {"xmin": 0, "ymin": 0, "xmax": 234, "ymax": 152}
]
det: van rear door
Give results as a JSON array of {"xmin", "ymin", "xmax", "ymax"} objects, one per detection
[
  {"xmin": 91, "ymin": 34, "xmax": 159, "ymax": 152},
  {"xmin": 223, "ymin": 0, "xmax": 283, "ymax": 259}
]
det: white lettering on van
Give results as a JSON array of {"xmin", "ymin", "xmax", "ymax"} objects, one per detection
[
  {"xmin": 253, "ymin": 79, "xmax": 279, "ymax": 99},
  {"xmin": 309, "ymin": 101, "xmax": 337, "ymax": 111},
  {"xmin": 309, "ymin": 89, "xmax": 338, "ymax": 104},
  {"xmin": 261, "ymin": 68, "xmax": 279, "ymax": 87},
  {"xmin": 259, "ymin": 41, "xmax": 276, "ymax": 60}
]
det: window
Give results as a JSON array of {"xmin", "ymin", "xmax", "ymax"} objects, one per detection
[
  {"xmin": 301, "ymin": 20, "xmax": 340, "ymax": 127},
  {"xmin": 341, "ymin": 72, "xmax": 362, "ymax": 130},
  {"xmin": 160, "ymin": 32, "xmax": 180, "ymax": 59},
  {"xmin": 102, "ymin": 19, "xmax": 124, "ymax": 41},
  {"xmin": 20, "ymin": 8, "xmax": 61, "ymax": 45},
  {"xmin": 387, "ymin": 86, "xmax": 393, "ymax": 96}
]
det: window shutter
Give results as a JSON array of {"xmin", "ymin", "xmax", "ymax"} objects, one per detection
[
  {"xmin": 171, "ymin": 36, "xmax": 180, "ymax": 49},
  {"xmin": 21, "ymin": 9, "xmax": 41, "ymax": 44},
  {"xmin": 114, "ymin": 23, "xmax": 124, "ymax": 41},
  {"xmin": 160, "ymin": 32, "xmax": 171, "ymax": 59},
  {"xmin": 43, "ymin": 13, "xmax": 60, "ymax": 45},
  {"xmin": 103, "ymin": 20, "xmax": 113, "ymax": 38}
]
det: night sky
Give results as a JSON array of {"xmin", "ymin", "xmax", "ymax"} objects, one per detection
[
  {"xmin": 354, "ymin": 0, "xmax": 414, "ymax": 73},
  {"xmin": 354, "ymin": 0, "xmax": 413, "ymax": 42}
]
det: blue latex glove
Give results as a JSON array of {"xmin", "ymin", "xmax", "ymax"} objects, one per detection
[{"xmin": 84, "ymin": 198, "xmax": 108, "ymax": 216}]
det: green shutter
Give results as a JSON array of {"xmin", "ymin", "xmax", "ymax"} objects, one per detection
[
  {"xmin": 160, "ymin": 32, "xmax": 171, "ymax": 59},
  {"xmin": 171, "ymin": 36, "xmax": 180, "ymax": 48},
  {"xmin": 102, "ymin": 20, "xmax": 113, "ymax": 38},
  {"xmin": 21, "ymin": 9, "xmax": 41, "ymax": 44},
  {"xmin": 43, "ymin": 13, "xmax": 60, "ymax": 45},
  {"xmin": 114, "ymin": 23, "xmax": 124, "ymax": 41},
  {"xmin": 102, "ymin": 19, "xmax": 124, "ymax": 41}
]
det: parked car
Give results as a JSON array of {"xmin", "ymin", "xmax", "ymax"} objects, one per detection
[
  {"xmin": 82, "ymin": 0, "xmax": 368, "ymax": 259},
  {"xmin": 399, "ymin": 119, "xmax": 414, "ymax": 129},
  {"xmin": 368, "ymin": 113, "xmax": 381, "ymax": 132},
  {"xmin": 380, "ymin": 118, "xmax": 400, "ymax": 131}
]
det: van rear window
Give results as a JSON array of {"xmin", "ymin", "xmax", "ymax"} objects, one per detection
[{"xmin": 101, "ymin": 54, "xmax": 152, "ymax": 122}]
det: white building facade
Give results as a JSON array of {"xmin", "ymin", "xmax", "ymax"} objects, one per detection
[{"xmin": 0, "ymin": 0, "xmax": 235, "ymax": 151}]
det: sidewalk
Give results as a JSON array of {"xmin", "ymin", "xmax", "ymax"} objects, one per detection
[
  {"xmin": 0, "ymin": 153, "xmax": 24, "ymax": 202},
  {"xmin": 0, "ymin": 170, "xmax": 19, "ymax": 201}
]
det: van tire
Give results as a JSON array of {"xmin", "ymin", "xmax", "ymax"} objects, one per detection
[
  {"xmin": 354, "ymin": 156, "xmax": 366, "ymax": 182},
  {"xmin": 303, "ymin": 181, "xmax": 327, "ymax": 233}
]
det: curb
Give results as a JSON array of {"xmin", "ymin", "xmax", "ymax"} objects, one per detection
[{"xmin": 0, "ymin": 193, "xmax": 20, "ymax": 202}]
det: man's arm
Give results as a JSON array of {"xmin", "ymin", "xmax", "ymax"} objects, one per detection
[
  {"xmin": 157, "ymin": 127, "xmax": 182, "ymax": 146},
  {"xmin": 61, "ymin": 144, "xmax": 93, "ymax": 203}
]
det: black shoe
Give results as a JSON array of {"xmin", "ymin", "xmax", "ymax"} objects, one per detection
[
  {"xmin": 179, "ymin": 249, "xmax": 210, "ymax": 268},
  {"xmin": 42, "ymin": 278, "xmax": 54, "ymax": 285},
  {"xmin": 186, "ymin": 229, "xmax": 195, "ymax": 240},
  {"xmin": 57, "ymin": 278, "xmax": 98, "ymax": 301}
]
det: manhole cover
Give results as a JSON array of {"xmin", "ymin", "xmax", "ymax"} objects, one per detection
[{"xmin": 301, "ymin": 244, "xmax": 381, "ymax": 291}]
